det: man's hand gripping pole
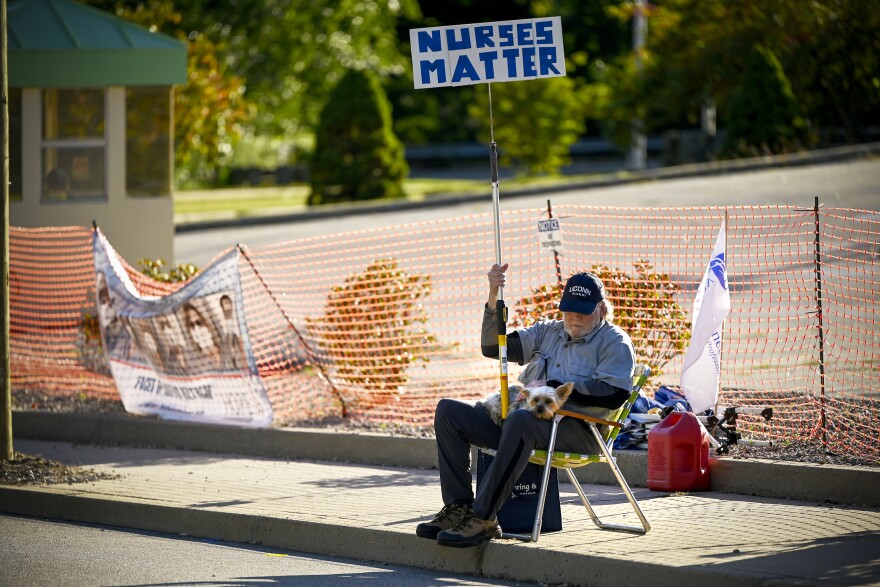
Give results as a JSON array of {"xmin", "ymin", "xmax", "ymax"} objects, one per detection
[{"xmin": 490, "ymin": 141, "xmax": 509, "ymax": 419}]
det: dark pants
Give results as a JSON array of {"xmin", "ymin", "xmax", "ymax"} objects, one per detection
[{"xmin": 434, "ymin": 398, "xmax": 600, "ymax": 520}]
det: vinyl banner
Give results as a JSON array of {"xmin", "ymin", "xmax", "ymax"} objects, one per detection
[
  {"xmin": 94, "ymin": 230, "xmax": 273, "ymax": 426},
  {"xmin": 410, "ymin": 17, "xmax": 565, "ymax": 89}
]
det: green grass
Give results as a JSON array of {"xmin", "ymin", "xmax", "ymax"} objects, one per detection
[
  {"xmin": 174, "ymin": 185, "xmax": 310, "ymax": 216},
  {"xmin": 173, "ymin": 179, "xmax": 488, "ymax": 217},
  {"xmin": 402, "ymin": 177, "xmax": 487, "ymax": 197},
  {"xmin": 174, "ymin": 174, "xmax": 598, "ymax": 219}
]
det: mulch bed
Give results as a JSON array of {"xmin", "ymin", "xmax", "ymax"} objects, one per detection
[
  {"xmin": 0, "ymin": 452, "xmax": 120, "ymax": 486},
  {"xmin": 9, "ymin": 390, "xmax": 878, "ymax": 471}
]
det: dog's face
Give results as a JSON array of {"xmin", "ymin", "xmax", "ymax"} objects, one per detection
[{"xmin": 522, "ymin": 382, "xmax": 574, "ymax": 419}]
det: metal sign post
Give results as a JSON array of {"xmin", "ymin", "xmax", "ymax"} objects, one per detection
[{"xmin": 487, "ymin": 85, "xmax": 508, "ymax": 417}]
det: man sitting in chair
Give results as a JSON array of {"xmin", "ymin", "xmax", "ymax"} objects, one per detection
[{"xmin": 417, "ymin": 263, "xmax": 635, "ymax": 548}]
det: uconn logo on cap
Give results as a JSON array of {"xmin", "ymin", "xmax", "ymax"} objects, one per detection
[{"xmin": 569, "ymin": 285, "xmax": 592, "ymax": 297}]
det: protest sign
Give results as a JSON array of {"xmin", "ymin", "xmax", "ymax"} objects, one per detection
[{"xmin": 410, "ymin": 17, "xmax": 565, "ymax": 89}]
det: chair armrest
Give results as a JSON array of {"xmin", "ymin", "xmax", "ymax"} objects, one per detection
[{"xmin": 556, "ymin": 408, "xmax": 623, "ymax": 429}]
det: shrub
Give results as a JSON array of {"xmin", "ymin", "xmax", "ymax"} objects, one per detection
[
  {"xmin": 510, "ymin": 260, "xmax": 691, "ymax": 377},
  {"xmin": 308, "ymin": 69, "xmax": 408, "ymax": 205},
  {"xmin": 309, "ymin": 259, "xmax": 441, "ymax": 399},
  {"xmin": 137, "ymin": 258, "xmax": 199, "ymax": 283},
  {"xmin": 724, "ymin": 46, "xmax": 812, "ymax": 156},
  {"xmin": 76, "ymin": 310, "xmax": 109, "ymax": 375}
]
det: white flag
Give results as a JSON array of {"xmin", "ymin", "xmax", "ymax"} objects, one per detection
[{"xmin": 680, "ymin": 221, "xmax": 731, "ymax": 413}]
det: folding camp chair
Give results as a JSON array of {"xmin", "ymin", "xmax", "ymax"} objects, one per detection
[{"xmin": 481, "ymin": 364, "xmax": 652, "ymax": 542}]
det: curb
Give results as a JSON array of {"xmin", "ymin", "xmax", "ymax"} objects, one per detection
[
  {"xmin": 174, "ymin": 142, "xmax": 880, "ymax": 233},
  {"xmin": 12, "ymin": 410, "xmax": 880, "ymax": 507},
  {"xmin": 0, "ymin": 486, "xmax": 791, "ymax": 587}
]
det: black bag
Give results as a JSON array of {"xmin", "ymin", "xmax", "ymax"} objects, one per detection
[{"xmin": 476, "ymin": 450, "xmax": 562, "ymax": 533}]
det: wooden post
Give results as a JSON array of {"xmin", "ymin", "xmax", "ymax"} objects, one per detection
[
  {"xmin": 547, "ymin": 199, "xmax": 563, "ymax": 288},
  {"xmin": 1, "ymin": 0, "xmax": 13, "ymax": 462},
  {"xmin": 812, "ymin": 196, "xmax": 827, "ymax": 450}
]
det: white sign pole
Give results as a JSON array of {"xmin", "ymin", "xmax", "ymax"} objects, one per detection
[{"xmin": 486, "ymin": 83, "xmax": 510, "ymax": 417}]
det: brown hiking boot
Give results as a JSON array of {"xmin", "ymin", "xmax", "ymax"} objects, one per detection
[
  {"xmin": 436, "ymin": 510, "xmax": 502, "ymax": 548},
  {"xmin": 416, "ymin": 504, "xmax": 471, "ymax": 539}
]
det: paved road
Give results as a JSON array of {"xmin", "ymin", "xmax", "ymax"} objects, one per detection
[
  {"xmin": 0, "ymin": 514, "xmax": 530, "ymax": 587},
  {"xmin": 175, "ymin": 159, "xmax": 880, "ymax": 267}
]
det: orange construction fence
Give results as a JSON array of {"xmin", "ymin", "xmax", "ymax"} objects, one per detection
[{"xmin": 9, "ymin": 204, "xmax": 879, "ymax": 460}]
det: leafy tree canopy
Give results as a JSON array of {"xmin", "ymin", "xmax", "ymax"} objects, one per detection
[
  {"xmin": 176, "ymin": 0, "xmax": 421, "ymax": 142},
  {"xmin": 86, "ymin": 1, "xmax": 879, "ymax": 181},
  {"xmin": 85, "ymin": 0, "xmax": 251, "ymax": 184},
  {"xmin": 591, "ymin": 0, "xmax": 880, "ymax": 145},
  {"xmin": 469, "ymin": 77, "xmax": 586, "ymax": 176}
]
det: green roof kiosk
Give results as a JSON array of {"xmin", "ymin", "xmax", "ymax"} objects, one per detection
[{"xmin": 8, "ymin": 0, "xmax": 187, "ymax": 263}]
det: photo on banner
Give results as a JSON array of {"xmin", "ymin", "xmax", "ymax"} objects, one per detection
[{"xmin": 93, "ymin": 230, "xmax": 273, "ymax": 426}]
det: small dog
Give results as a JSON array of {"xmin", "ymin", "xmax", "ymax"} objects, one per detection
[{"xmin": 481, "ymin": 382, "xmax": 575, "ymax": 427}]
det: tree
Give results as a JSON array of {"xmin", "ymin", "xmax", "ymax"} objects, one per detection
[
  {"xmin": 85, "ymin": 0, "xmax": 251, "ymax": 184},
  {"xmin": 386, "ymin": 78, "xmax": 481, "ymax": 146},
  {"xmin": 308, "ymin": 69, "xmax": 408, "ymax": 205},
  {"xmin": 172, "ymin": 31, "xmax": 251, "ymax": 184},
  {"xmin": 529, "ymin": 0, "xmax": 631, "ymax": 83},
  {"xmin": 589, "ymin": 0, "xmax": 879, "ymax": 146},
  {"xmin": 175, "ymin": 0, "xmax": 420, "ymax": 143},
  {"xmin": 470, "ymin": 77, "xmax": 586, "ymax": 176},
  {"xmin": 724, "ymin": 46, "xmax": 811, "ymax": 155},
  {"xmin": 787, "ymin": 0, "xmax": 880, "ymax": 142},
  {"xmin": 87, "ymin": 0, "xmax": 420, "ymax": 180}
]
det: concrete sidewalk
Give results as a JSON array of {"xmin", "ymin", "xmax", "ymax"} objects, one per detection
[
  {"xmin": 11, "ymin": 411, "xmax": 880, "ymax": 507},
  {"xmin": 3, "ymin": 434, "xmax": 880, "ymax": 586}
]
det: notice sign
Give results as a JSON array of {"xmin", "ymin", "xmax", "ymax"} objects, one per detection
[
  {"xmin": 538, "ymin": 218, "xmax": 563, "ymax": 253},
  {"xmin": 410, "ymin": 17, "xmax": 566, "ymax": 89}
]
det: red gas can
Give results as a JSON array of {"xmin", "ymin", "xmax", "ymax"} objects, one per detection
[{"xmin": 647, "ymin": 411, "xmax": 711, "ymax": 491}]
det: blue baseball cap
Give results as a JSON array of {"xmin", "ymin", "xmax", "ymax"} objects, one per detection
[{"xmin": 559, "ymin": 272, "xmax": 605, "ymax": 315}]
